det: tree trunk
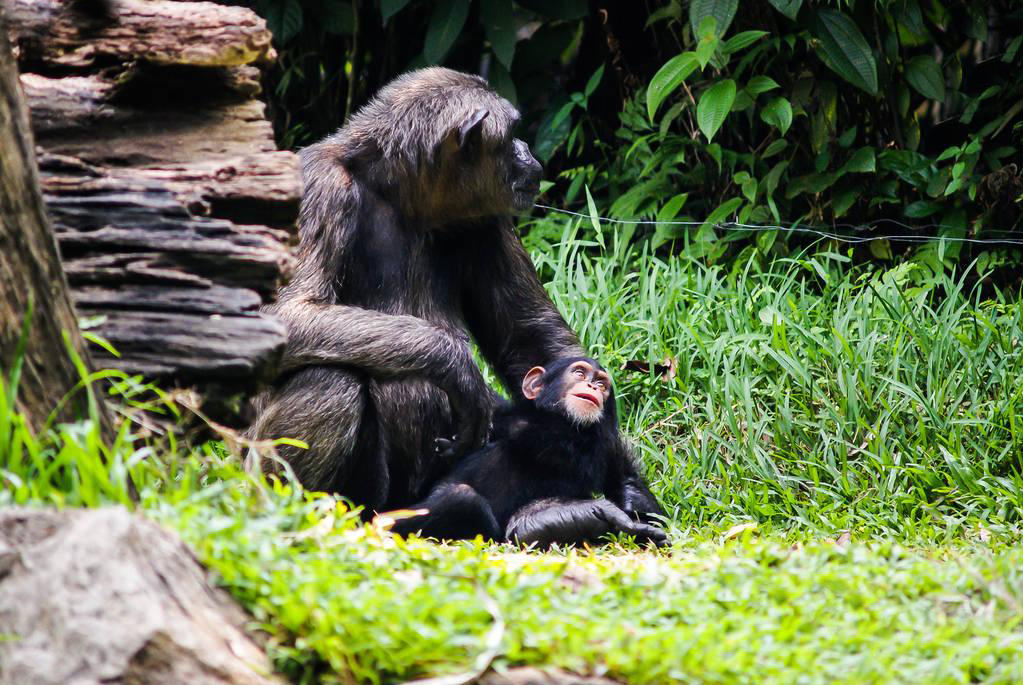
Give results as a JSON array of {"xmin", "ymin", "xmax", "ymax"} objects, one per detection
[{"xmin": 0, "ymin": 5, "xmax": 98, "ymax": 432}]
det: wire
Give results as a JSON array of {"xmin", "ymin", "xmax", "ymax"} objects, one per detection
[{"xmin": 533, "ymin": 204, "xmax": 1023, "ymax": 247}]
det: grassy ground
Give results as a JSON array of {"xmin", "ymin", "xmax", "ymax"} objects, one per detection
[{"xmin": 3, "ymin": 216, "xmax": 1023, "ymax": 683}]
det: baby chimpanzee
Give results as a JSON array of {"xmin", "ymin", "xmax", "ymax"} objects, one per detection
[{"xmin": 391, "ymin": 357, "xmax": 667, "ymax": 547}]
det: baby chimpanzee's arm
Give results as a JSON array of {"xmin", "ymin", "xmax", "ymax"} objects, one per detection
[
  {"xmin": 605, "ymin": 440, "xmax": 664, "ymax": 524},
  {"xmin": 505, "ymin": 498, "xmax": 667, "ymax": 549}
]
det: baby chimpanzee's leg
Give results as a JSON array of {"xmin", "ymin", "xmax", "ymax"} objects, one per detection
[{"xmin": 391, "ymin": 483, "xmax": 501, "ymax": 542}]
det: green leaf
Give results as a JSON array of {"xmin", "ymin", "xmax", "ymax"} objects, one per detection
[
  {"xmin": 481, "ymin": 0, "xmax": 517, "ymax": 69},
  {"xmin": 905, "ymin": 56, "xmax": 946, "ymax": 102},
  {"xmin": 746, "ymin": 75, "xmax": 780, "ymax": 95},
  {"xmin": 869, "ymin": 239, "xmax": 893, "ymax": 260},
  {"xmin": 832, "ymin": 189, "xmax": 856, "ymax": 217},
  {"xmin": 764, "ymin": 160, "xmax": 790, "ymax": 198},
  {"xmin": 424, "ymin": 0, "xmax": 470, "ymax": 64},
  {"xmin": 697, "ymin": 79, "xmax": 736, "ymax": 142},
  {"xmin": 1004, "ymin": 35, "xmax": 1023, "ymax": 63},
  {"xmin": 810, "ymin": 9, "xmax": 878, "ymax": 95},
  {"xmin": 741, "ymin": 177, "xmax": 758, "ymax": 202},
  {"xmin": 265, "ymin": 0, "xmax": 303, "ymax": 43},
  {"xmin": 585, "ymin": 186, "xmax": 604, "ymax": 248},
  {"xmin": 837, "ymin": 126, "xmax": 857, "ymax": 148},
  {"xmin": 966, "ymin": 2, "xmax": 988, "ymax": 41},
  {"xmin": 689, "ymin": 0, "xmax": 738, "ymax": 37},
  {"xmin": 763, "ymin": 139, "xmax": 788, "ymax": 158},
  {"xmin": 488, "ymin": 59, "xmax": 518, "ymax": 106},
  {"xmin": 584, "ymin": 64, "xmax": 605, "ymax": 98},
  {"xmin": 723, "ymin": 30, "xmax": 769, "ymax": 54},
  {"xmin": 657, "ymin": 193, "xmax": 689, "ymax": 222},
  {"xmin": 706, "ymin": 142, "xmax": 723, "ymax": 170},
  {"xmin": 904, "ymin": 200, "xmax": 942, "ymax": 218},
  {"xmin": 895, "ymin": 0, "xmax": 926, "ymax": 38},
  {"xmin": 732, "ymin": 90, "xmax": 755, "ymax": 112},
  {"xmin": 767, "ymin": 0, "xmax": 802, "ymax": 20},
  {"xmin": 695, "ymin": 23, "xmax": 720, "ymax": 68},
  {"xmin": 703, "ymin": 196, "xmax": 744, "ymax": 229},
  {"xmin": 380, "ymin": 0, "xmax": 412, "ymax": 24},
  {"xmin": 647, "ymin": 52, "xmax": 699, "ymax": 121},
  {"xmin": 842, "ymin": 147, "xmax": 876, "ymax": 173},
  {"xmin": 81, "ymin": 332, "xmax": 120, "ymax": 358},
  {"xmin": 760, "ymin": 97, "xmax": 792, "ymax": 135},
  {"xmin": 534, "ymin": 100, "xmax": 572, "ymax": 163},
  {"xmin": 786, "ymin": 171, "xmax": 840, "ymax": 197},
  {"xmin": 646, "ymin": 3, "xmax": 683, "ymax": 28}
]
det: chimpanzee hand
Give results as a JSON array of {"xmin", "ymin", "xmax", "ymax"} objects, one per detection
[
  {"xmin": 506, "ymin": 498, "xmax": 668, "ymax": 549},
  {"xmin": 438, "ymin": 342, "xmax": 494, "ymax": 459}
]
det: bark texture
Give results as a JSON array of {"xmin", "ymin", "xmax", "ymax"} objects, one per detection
[
  {"xmin": 0, "ymin": 5, "xmax": 95, "ymax": 430},
  {"xmin": 5, "ymin": 0, "xmax": 298, "ymax": 413},
  {"xmin": 0, "ymin": 507, "xmax": 281, "ymax": 685}
]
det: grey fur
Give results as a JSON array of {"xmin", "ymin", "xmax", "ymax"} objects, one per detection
[{"xmin": 249, "ymin": 68, "xmax": 583, "ymax": 511}]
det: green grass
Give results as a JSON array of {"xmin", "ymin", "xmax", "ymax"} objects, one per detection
[
  {"xmin": 528, "ymin": 217, "xmax": 1023, "ymax": 538},
  {"xmin": 3, "ymin": 221, "xmax": 1023, "ymax": 683}
]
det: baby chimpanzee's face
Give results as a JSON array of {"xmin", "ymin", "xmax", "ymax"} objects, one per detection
[
  {"xmin": 560, "ymin": 359, "xmax": 611, "ymax": 424},
  {"xmin": 521, "ymin": 356, "xmax": 615, "ymax": 426}
]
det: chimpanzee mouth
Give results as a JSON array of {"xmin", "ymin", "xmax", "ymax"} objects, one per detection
[
  {"xmin": 572, "ymin": 392, "xmax": 600, "ymax": 407},
  {"xmin": 511, "ymin": 190, "xmax": 539, "ymax": 212},
  {"xmin": 513, "ymin": 182, "xmax": 541, "ymax": 198}
]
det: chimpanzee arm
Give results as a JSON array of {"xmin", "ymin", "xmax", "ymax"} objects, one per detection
[
  {"xmin": 463, "ymin": 220, "xmax": 585, "ymax": 396},
  {"xmin": 606, "ymin": 441, "xmax": 665, "ymax": 524},
  {"xmin": 505, "ymin": 498, "xmax": 667, "ymax": 548},
  {"xmin": 275, "ymin": 301, "xmax": 474, "ymax": 381}
]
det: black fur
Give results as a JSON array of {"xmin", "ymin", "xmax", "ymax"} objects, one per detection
[
  {"xmin": 249, "ymin": 68, "xmax": 583, "ymax": 511},
  {"xmin": 392, "ymin": 358, "xmax": 667, "ymax": 547}
]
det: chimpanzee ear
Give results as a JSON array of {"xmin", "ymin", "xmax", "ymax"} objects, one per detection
[
  {"xmin": 521, "ymin": 366, "xmax": 546, "ymax": 400},
  {"xmin": 456, "ymin": 109, "xmax": 489, "ymax": 149}
]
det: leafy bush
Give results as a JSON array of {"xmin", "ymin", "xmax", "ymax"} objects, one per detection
[
  {"xmin": 554, "ymin": 0, "xmax": 1023, "ymax": 266},
  {"xmin": 251, "ymin": 0, "xmax": 596, "ymax": 148}
]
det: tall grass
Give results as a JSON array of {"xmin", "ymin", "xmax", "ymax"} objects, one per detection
[
  {"xmin": 530, "ymin": 216, "xmax": 1023, "ymax": 537},
  {"xmin": 4, "ymin": 223, "xmax": 1023, "ymax": 536}
]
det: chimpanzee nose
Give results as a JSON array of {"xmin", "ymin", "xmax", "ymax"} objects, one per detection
[{"xmin": 513, "ymin": 139, "xmax": 542, "ymax": 190}]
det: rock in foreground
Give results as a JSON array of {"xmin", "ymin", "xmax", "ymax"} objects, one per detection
[{"xmin": 0, "ymin": 507, "xmax": 279, "ymax": 685}]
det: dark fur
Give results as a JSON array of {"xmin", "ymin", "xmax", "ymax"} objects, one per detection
[
  {"xmin": 249, "ymin": 68, "xmax": 584, "ymax": 511},
  {"xmin": 392, "ymin": 358, "xmax": 667, "ymax": 547}
]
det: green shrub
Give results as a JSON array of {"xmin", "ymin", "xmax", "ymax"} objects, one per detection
[{"xmin": 550, "ymin": 0, "xmax": 1023, "ymax": 267}]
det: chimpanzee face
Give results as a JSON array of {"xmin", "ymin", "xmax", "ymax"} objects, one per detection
[
  {"xmin": 559, "ymin": 359, "xmax": 612, "ymax": 424},
  {"xmin": 432, "ymin": 104, "xmax": 543, "ymax": 219},
  {"xmin": 522, "ymin": 357, "xmax": 615, "ymax": 427}
]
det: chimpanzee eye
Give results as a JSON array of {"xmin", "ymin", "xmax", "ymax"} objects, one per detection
[
  {"xmin": 595, "ymin": 380, "xmax": 607, "ymax": 390},
  {"xmin": 572, "ymin": 367, "xmax": 585, "ymax": 378}
]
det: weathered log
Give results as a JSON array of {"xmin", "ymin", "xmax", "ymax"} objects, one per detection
[
  {"xmin": 7, "ymin": 0, "xmax": 275, "ymax": 70},
  {"xmin": 22, "ymin": 70, "xmax": 297, "ymax": 223},
  {"xmin": 6, "ymin": 0, "xmax": 299, "ymax": 413},
  {"xmin": 20, "ymin": 64, "xmax": 266, "ymax": 136},
  {"xmin": 38, "ymin": 156, "xmax": 290, "ymax": 388},
  {"xmin": 0, "ymin": 5, "xmax": 106, "ymax": 432},
  {"xmin": 113, "ymin": 152, "xmax": 301, "ymax": 229},
  {"xmin": 40, "ymin": 97, "xmax": 278, "ymax": 165}
]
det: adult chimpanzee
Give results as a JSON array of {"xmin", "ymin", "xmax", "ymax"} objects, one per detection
[
  {"xmin": 391, "ymin": 357, "xmax": 666, "ymax": 547},
  {"xmin": 250, "ymin": 68, "xmax": 662, "ymax": 534}
]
